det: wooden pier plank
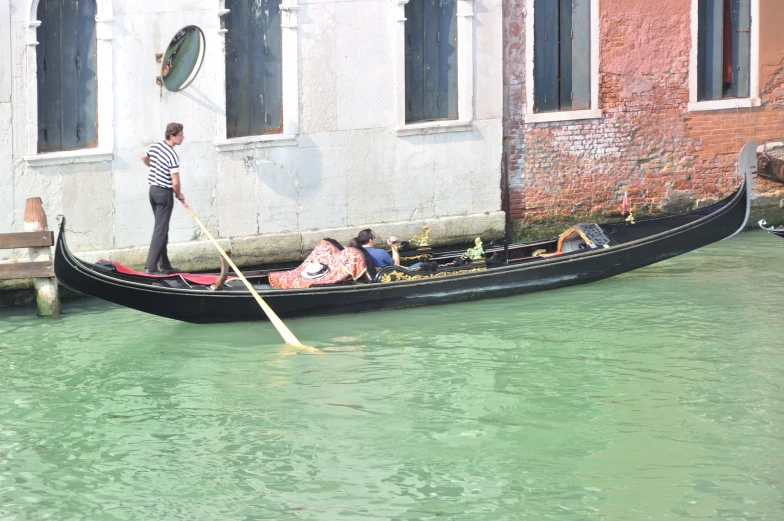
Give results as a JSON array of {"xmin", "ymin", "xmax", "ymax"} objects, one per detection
[
  {"xmin": 0, "ymin": 261, "xmax": 54, "ymax": 280},
  {"xmin": 0, "ymin": 231, "xmax": 55, "ymax": 249}
]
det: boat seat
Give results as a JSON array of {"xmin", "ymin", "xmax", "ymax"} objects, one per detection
[
  {"xmin": 354, "ymin": 247, "xmax": 377, "ymax": 281},
  {"xmin": 556, "ymin": 223, "xmax": 614, "ymax": 253}
]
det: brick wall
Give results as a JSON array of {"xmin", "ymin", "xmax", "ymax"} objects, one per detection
[
  {"xmin": 503, "ymin": 0, "xmax": 784, "ymax": 222},
  {"xmin": 502, "ymin": 0, "xmax": 527, "ymax": 218}
]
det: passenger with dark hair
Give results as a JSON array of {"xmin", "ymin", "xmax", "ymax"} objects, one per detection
[{"xmin": 352, "ymin": 228, "xmax": 400, "ymax": 268}]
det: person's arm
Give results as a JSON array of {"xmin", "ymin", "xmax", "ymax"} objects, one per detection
[
  {"xmin": 169, "ymin": 154, "xmax": 185, "ymax": 201},
  {"xmin": 171, "ymin": 172, "xmax": 185, "ymax": 201},
  {"xmin": 140, "ymin": 152, "xmax": 150, "ymax": 167},
  {"xmin": 391, "ymin": 245, "xmax": 400, "ymax": 266},
  {"xmin": 387, "ymin": 236, "xmax": 400, "ymax": 266}
]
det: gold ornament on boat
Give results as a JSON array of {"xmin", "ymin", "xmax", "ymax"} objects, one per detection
[
  {"xmin": 465, "ymin": 237, "xmax": 485, "ymax": 260},
  {"xmin": 399, "ymin": 253, "xmax": 432, "ymax": 263},
  {"xmin": 410, "ymin": 225, "xmax": 431, "ymax": 248},
  {"xmin": 379, "ymin": 264, "xmax": 486, "ymax": 283}
]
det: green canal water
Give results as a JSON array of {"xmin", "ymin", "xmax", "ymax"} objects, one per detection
[{"xmin": 1, "ymin": 231, "xmax": 783, "ymax": 520}]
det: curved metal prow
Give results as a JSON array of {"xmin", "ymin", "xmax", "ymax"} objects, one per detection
[
  {"xmin": 759, "ymin": 219, "xmax": 784, "ymax": 236},
  {"xmin": 758, "ymin": 219, "xmax": 773, "ymax": 231},
  {"xmin": 725, "ymin": 140, "xmax": 755, "ymax": 239}
]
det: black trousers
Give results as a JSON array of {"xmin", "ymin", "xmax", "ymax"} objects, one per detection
[{"xmin": 145, "ymin": 185, "xmax": 174, "ymax": 271}]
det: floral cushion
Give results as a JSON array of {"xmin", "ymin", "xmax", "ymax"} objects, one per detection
[{"xmin": 268, "ymin": 240, "xmax": 368, "ymax": 289}]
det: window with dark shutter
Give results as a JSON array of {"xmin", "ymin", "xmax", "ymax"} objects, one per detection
[
  {"xmin": 405, "ymin": 0, "xmax": 458, "ymax": 124},
  {"xmin": 533, "ymin": 0, "xmax": 590, "ymax": 113},
  {"xmin": 225, "ymin": 0, "xmax": 283, "ymax": 138},
  {"xmin": 36, "ymin": 0, "xmax": 97, "ymax": 153},
  {"xmin": 697, "ymin": 0, "xmax": 750, "ymax": 101}
]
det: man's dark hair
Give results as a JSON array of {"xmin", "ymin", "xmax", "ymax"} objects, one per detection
[
  {"xmin": 165, "ymin": 122, "xmax": 184, "ymax": 140},
  {"xmin": 357, "ymin": 229, "xmax": 374, "ymax": 246}
]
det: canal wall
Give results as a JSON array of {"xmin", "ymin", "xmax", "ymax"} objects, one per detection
[{"xmin": 503, "ymin": 0, "xmax": 784, "ymax": 224}]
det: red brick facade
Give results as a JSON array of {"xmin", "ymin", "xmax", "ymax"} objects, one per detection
[{"xmin": 503, "ymin": 0, "xmax": 784, "ymax": 222}]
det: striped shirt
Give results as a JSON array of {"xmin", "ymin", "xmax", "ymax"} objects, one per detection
[{"xmin": 146, "ymin": 141, "xmax": 179, "ymax": 189}]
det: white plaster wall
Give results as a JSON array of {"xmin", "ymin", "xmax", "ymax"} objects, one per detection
[
  {"xmin": 0, "ymin": 1, "xmax": 14, "ymax": 253},
  {"xmin": 5, "ymin": 0, "xmax": 504, "ymax": 265},
  {"xmin": 0, "ymin": 104, "xmax": 13, "ymax": 263},
  {"xmin": 0, "ymin": 0, "xmax": 10, "ymax": 104}
]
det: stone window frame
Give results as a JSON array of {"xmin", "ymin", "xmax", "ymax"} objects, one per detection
[
  {"xmin": 395, "ymin": 0, "xmax": 475, "ymax": 137},
  {"xmin": 23, "ymin": 0, "xmax": 114, "ymax": 167},
  {"xmin": 214, "ymin": 0, "xmax": 299, "ymax": 152},
  {"xmin": 688, "ymin": 0, "xmax": 760, "ymax": 112},
  {"xmin": 524, "ymin": 0, "xmax": 601, "ymax": 124}
]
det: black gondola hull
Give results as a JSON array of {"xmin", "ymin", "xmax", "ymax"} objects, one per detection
[{"xmin": 55, "ymin": 176, "xmax": 749, "ymax": 323}]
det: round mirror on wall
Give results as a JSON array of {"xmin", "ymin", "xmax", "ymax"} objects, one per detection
[{"xmin": 161, "ymin": 26, "xmax": 206, "ymax": 91}]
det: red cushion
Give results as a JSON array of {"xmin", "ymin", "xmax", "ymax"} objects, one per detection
[
  {"xmin": 107, "ymin": 260, "xmax": 232, "ymax": 286},
  {"xmin": 268, "ymin": 241, "xmax": 368, "ymax": 289}
]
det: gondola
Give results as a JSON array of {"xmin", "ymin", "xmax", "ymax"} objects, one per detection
[
  {"xmin": 758, "ymin": 220, "xmax": 784, "ymax": 239},
  {"xmin": 54, "ymin": 170, "xmax": 750, "ymax": 324}
]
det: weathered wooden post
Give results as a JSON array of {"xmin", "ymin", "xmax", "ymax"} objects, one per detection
[{"xmin": 24, "ymin": 198, "xmax": 61, "ymax": 316}]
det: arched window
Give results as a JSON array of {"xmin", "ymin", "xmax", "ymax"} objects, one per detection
[
  {"xmin": 224, "ymin": 0, "xmax": 283, "ymax": 138},
  {"xmin": 36, "ymin": 0, "xmax": 97, "ymax": 153}
]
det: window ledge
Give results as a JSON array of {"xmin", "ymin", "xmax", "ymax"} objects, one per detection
[
  {"xmin": 24, "ymin": 148, "xmax": 114, "ymax": 167},
  {"xmin": 214, "ymin": 134, "xmax": 298, "ymax": 152},
  {"xmin": 687, "ymin": 98, "xmax": 761, "ymax": 112},
  {"xmin": 396, "ymin": 120, "xmax": 473, "ymax": 136},
  {"xmin": 524, "ymin": 109, "xmax": 603, "ymax": 124}
]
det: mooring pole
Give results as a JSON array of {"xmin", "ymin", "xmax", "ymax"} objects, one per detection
[{"xmin": 24, "ymin": 198, "xmax": 61, "ymax": 316}]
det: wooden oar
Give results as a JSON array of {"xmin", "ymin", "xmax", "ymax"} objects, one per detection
[{"xmin": 180, "ymin": 201, "xmax": 304, "ymax": 346}]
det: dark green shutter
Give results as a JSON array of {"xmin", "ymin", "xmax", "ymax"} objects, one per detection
[
  {"xmin": 730, "ymin": 0, "xmax": 750, "ymax": 98},
  {"xmin": 225, "ymin": 0, "xmax": 282, "ymax": 138},
  {"xmin": 405, "ymin": 0, "xmax": 426, "ymax": 122},
  {"xmin": 437, "ymin": 0, "xmax": 458, "ymax": 120},
  {"xmin": 698, "ymin": 0, "xmax": 725, "ymax": 100},
  {"xmin": 534, "ymin": 0, "xmax": 559, "ymax": 112},
  {"xmin": 405, "ymin": 0, "xmax": 457, "ymax": 123},
  {"xmin": 535, "ymin": 0, "xmax": 590, "ymax": 113},
  {"xmin": 37, "ymin": 0, "xmax": 97, "ymax": 152},
  {"xmin": 558, "ymin": 0, "xmax": 572, "ymax": 110},
  {"xmin": 570, "ymin": 0, "xmax": 591, "ymax": 110},
  {"xmin": 225, "ymin": 0, "xmax": 250, "ymax": 138},
  {"xmin": 698, "ymin": 0, "xmax": 751, "ymax": 101}
]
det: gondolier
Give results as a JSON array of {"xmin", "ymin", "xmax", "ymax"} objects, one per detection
[{"xmin": 141, "ymin": 123, "xmax": 185, "ymax": 274}]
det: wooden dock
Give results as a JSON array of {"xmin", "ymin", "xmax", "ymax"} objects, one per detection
[{"xmin": 0, "ymin": 198, "xmax": 61, "ymax": 316}]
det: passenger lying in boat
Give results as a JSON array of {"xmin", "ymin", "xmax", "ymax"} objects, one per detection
[{"xmin": 348, "ymin": 228, "xmax": 400, "ymax": 268}]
